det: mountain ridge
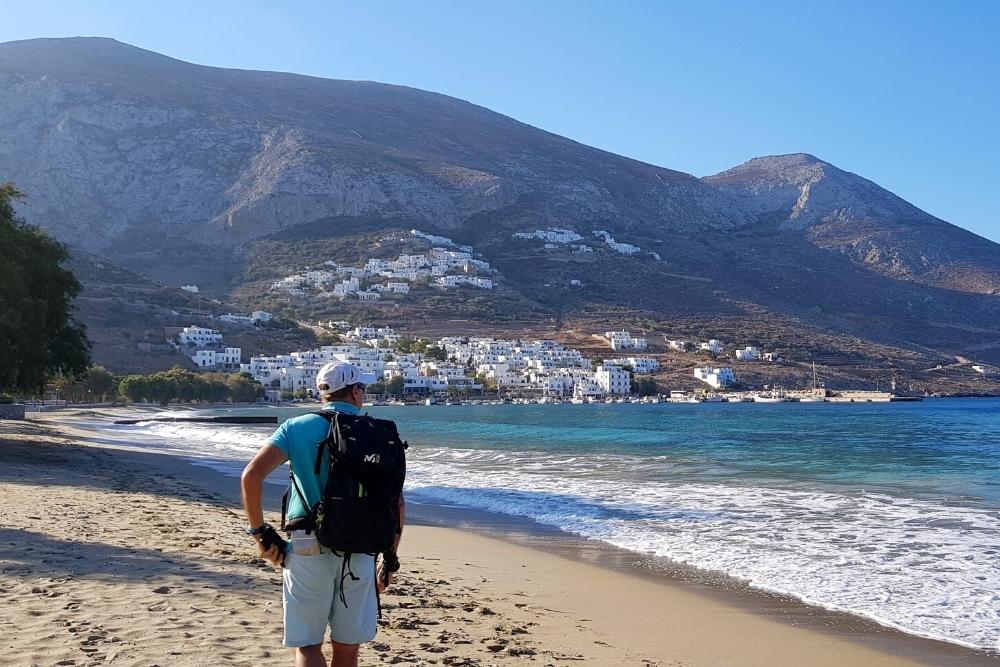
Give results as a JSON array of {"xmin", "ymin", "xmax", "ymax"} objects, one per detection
[
  {"xmin": 1, "ymin": 36, "xmax": 744, "ymax": 252},
  {"xmin": 706, "ymin": 153, "xmax": 1000, "ymax": 290},
  {"xmin": 2, "ymin": 37, "xmax": 1000, "ymax": 376}
]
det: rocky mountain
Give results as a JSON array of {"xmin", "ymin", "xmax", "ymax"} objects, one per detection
[
  {"xmin": 2, "ymin": 37, "xmax": 1000, "ymax": 376},
  {"xmin": 705, "ymin": 154, "xmax": 1000, "ymax": 294},
  {"xmin": 0, "ymin": 36, "xmax": 747, "ymax": 255}
]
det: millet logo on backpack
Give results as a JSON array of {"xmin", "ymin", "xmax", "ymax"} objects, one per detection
[{"xmin": 364, "ymin": 453, "xmax": 381, "ymax": 464}]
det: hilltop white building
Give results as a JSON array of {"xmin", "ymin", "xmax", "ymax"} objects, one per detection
[
  {"xmin": 624, "ymin": 357, "xmax": 660, "ymax": 374},
  {"xmin": 593, "ymin": 230, "xmax": 641, "ymax": 255},
  {"xmin": 513, "ymin": 228, "xmax": 584, "ymax": 244},
  {"xmin": 191, "ymin": 347, "xmax": 242, "ymax": 369},
  {"xmin": 605, "ymin": 330, "xmax": 648, "ymax": 351},
  {"xmin": 734, "ymin": 346, "xmax": 761, "ymax": 361},
  {"xmin": 694, "ymin": 366, "xmax": 736, "ymax": 389},
  {"xmin": 700, "ymin": 339, "xmax": 724, "ymax": 355},
  {"xmin": 178, "ymin": 326, "xmax": 223, "ymax": 347}
]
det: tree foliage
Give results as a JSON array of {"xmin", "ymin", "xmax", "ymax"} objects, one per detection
[
  {"xmin": 385, "ymin": 376, "xmax": 405, "ymax": 396},
  {"xmin": 48, "ymin": 365, "xmax": 116, "ymax": 402},
  {"xmin": 0, "ymin": 184, "xmax": 89, "ymax": 395},
  {"xmin": 394, "ymin": 336, "xmax": 447, "ymax": 360},
  {"xmin": 117, "ymin": 367, "xmax": 264, "ymax": 405},
  {"xmin": 633, "ymin": 377, "xmax": 659, "ymax": 396}
]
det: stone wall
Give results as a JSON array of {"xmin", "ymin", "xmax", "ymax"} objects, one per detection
[{"xmin": 0, "ymin": 403, "xmax": 26, "ymax": 420}]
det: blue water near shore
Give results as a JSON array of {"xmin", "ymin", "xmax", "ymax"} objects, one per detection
[{"xmin": 101, "ymin": 399, "xmax": 1000, "ymax": 652}]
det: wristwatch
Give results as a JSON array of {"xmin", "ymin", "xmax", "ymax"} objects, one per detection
[{"xmin": 245, "ymin": 524, "xmax": 268, "ymax": 536}]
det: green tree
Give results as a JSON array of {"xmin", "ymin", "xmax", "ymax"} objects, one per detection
[
  {"xmin": 118, "ymin": 375, "xmax": 149, "ymax": 402},
  {"xmin": 0, "ymin": 184, "xmax": 89, "ymax": 395},
  {"xmin": 633, "ymin": 377, "xmax": 659, "ymax": 396},
  {"xmin": 424, "ymin": 345, "xmax": 448, "ymax": 361},
  {"xmin": 146, "ymin": 374, "xmax": 178, "ymax": 405},
  {"xmin": 227, "ymin": 372, "xmax": 265, "ymax": 403},
  {"xmin": 83, "ymin": 365, "xmax": 116, "ymax": 402},
  {"xmin": 395, "ymin": 336, "xmax": 416, "ymax": 353},
  {"xmin": 386, "ymin": 376, "xmax": 405, "ymax": 396}
]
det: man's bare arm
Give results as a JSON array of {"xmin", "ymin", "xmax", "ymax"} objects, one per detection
[{"xmin": 241, "ymin": 443, "xmax": 289, "ymax": 564}]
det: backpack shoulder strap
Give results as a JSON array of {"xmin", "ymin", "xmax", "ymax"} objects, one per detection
[{"xmin": 281, "ymin": 471, "xmax": 310, "ymax": 531}]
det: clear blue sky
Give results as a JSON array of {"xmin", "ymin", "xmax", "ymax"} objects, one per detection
[{"xmin": 3, "ymin": 1, "xmax": 998, "ymax": 241}]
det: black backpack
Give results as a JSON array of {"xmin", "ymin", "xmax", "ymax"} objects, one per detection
[{"xmin": 283, "ymin": 410, "xmax": 407, "ymax": 563}]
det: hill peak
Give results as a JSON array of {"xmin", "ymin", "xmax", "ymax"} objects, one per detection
[
  {"xmin": 0, "ymin": 36, "xmax": 187, "ymax": 74},
  {"xmin": 705, "ymin": 153, "xmax": 832, "ymax": 185}
]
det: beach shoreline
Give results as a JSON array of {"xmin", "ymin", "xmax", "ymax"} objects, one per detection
[{"xmin": 2, "ymin": 414, "xmax": 997, "ymax": 666}]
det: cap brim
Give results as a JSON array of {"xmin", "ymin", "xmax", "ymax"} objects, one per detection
[{"xmin": 359, "ymin": 372, "xmax": 379, "ymax": 384}]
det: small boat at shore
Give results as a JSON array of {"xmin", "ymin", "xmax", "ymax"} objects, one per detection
[{"xmin": 754, "ymin": 387, "xmax": 791, "ymax": 403}]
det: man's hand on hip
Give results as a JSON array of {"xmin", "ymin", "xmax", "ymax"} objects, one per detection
[{"xmin": 256, "ymin": 539, "xmax": 285, "ymax": 567}]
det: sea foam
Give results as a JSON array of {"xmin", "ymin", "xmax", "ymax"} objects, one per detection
[
  {"xmin": 407, "ymin": 446, "xmax": 1000, "ymax": 652},
  {"xmin": 100, "ymin": 414, "xmax": 1000, "ymax": 652}
]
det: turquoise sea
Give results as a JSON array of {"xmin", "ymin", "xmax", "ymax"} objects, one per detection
[{"xmin": 87, "ymin": 399, "xmax": 1000, "ymax": 652}]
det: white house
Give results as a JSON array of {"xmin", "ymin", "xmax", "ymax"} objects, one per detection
[
  {"xmin": 593, "ymin": 230, "xmax": 641, "ymax": 254},
  {"xmin": 178, "ymin": 326, "xmax": 223, "ymax": 347},
  {"xmin": 605, "ymin": 331, "xmax": 648, "ymax": 351},
  {"xmin": 573, "ymin": 378, "xmax": 603, "ymax": 399},
  {"xmin": 411, "ymin": 229, "xmax": 456, "ymax": 246},
  {"xmin": 469, "ymin": 277, "xmax": 494, "ymax": 289},
  {"xmin": 596, "ymin": 366, "xmax": 631, "ymax": 395},
  {"xmin": 700, "ymin": 339, "xmax": 724, "ymax": 355},
  {"xmin": 386, "ymin": 282, "xmax": 410, "ymax": 294},
  {"xmin": 693, "ymin": 366, "xmax": 736, "ymax": 389},
  {"xmin": 625, "ymin": 357, "xmax": 660, "ymax": 374},
  {"xmin": 333, "ymin": 282, "xmax": 357, "ymax": 297},
  {"xmin": 734, "ymin": 346, "xmax": 761, "ymax": 361},
  {"xmin": 190, "ymin": 347, "xmax": 242, "ymax": 369},
  {"xmin": 356, "ymin": 291, "xmax": 381, "ymax": 301}
]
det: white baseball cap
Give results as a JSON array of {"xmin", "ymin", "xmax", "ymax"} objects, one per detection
[{"xmin": 315, "ymin": 361, "xmax": 378, "ymax": 392}]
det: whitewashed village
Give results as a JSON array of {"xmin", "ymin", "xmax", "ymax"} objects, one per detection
[
  {"xmin": 268, "ymin": 230, "xmax": 494, "ymax": 301},
  {"xmin": 165, "ymin": 315, "xmax": 923, "ymax": 403},
  {"xmin": 159, "ymin": 226, "xmax": 983, "ymax": 404},
  {"xmin": 261, "ymin": 227, "xmax": 665, "ymax": 302}
]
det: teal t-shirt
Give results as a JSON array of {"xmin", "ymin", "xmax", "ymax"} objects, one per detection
[{"xmin": 268, "ymin": 401, "xmax": 360, "ymax": 520}]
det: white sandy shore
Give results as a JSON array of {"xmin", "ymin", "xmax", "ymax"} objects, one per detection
[{"xmin": 1, "ymin": 415, "xmax": 997, "ymax": 666}]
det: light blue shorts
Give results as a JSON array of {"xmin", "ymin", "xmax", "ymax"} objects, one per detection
[{"xmin": 281, "ymin": 534, "xmax": 378, "ymax": 647}]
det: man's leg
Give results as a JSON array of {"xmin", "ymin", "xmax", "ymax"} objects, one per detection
[
  {"xmin": 330, "ymin": 640, "xmax": 360, "ymax": 667},
  {"xmin": 328, "ymin": 553, "xmax": 377, "ymax": 667},
  {"xmin": 295, "ymin": 644, "xmax": 326, "ymax": 667}
]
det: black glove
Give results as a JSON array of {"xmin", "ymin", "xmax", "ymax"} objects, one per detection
[
  {"xmin": 259, "ymin": 525, "xmax": 288, "ymax": 567},
  {"xmin": 381, "ymin": 551, "xmax": 400, "ymax": 586}
]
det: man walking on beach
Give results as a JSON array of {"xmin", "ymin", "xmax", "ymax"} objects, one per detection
[{"xmin": 241, "ymin": 361, "xmax": 406, "ymax": 667}]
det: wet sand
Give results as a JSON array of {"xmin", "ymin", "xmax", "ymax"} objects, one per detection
[{"xmin": 1, "ymin": 415, "xmax": 997, "ymax": 666}]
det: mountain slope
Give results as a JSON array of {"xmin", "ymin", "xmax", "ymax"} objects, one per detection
[
  {"xmin": 0, "ymin": 37, "xmax": 748, "ymax": 253},
  {"xmin": 704, "ymin": 154, "xmax": 1000, "ymax": 294},
  {"xmin": 2, "ymin": 38, "xmax": 999, "ymax": 376}
]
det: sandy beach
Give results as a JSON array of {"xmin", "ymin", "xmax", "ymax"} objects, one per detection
[{"xmin": 2, "ymin": 414, "xmax": 997, "ymax": 666}]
